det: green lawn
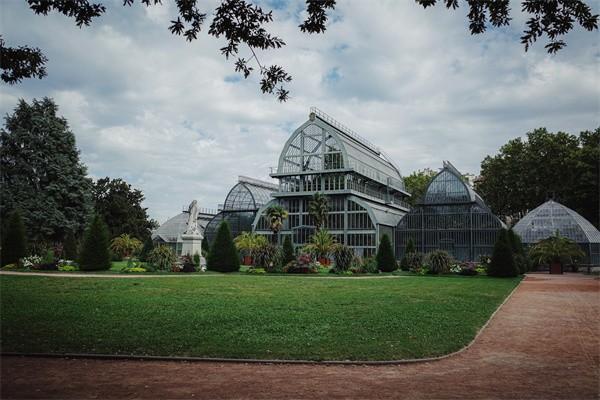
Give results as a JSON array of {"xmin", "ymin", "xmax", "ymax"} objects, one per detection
[{"xmin": 0, "ymin": 274, "xmax": 520, "ymax": 361}]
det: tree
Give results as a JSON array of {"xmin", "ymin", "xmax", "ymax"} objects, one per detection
[
  {"xmin": 63, "ymin": 230, "xmax": 78, "ymax": 260},
  {"xmin": 0, "ymin": 98, "xmax": 92, "ymax": 243},
  {"xmin": 476, "ymin": 127, "xmax": 599, "ymax": 227},
  {"xmin": 303, "ymin": 229, "xmax": 337, "ymax": 261},
  {"xmin": 282, "ymin": 235, "xmax": 295, "ymax": 266},
  {"xmin": 404, "ymin": 169, "xmax": 437, "ymax": 206},
  {"xmin": 1, "ymin": 210, "xmax": 27, "ymax": 266},
  {"xmin": 308, "ymin": 192, "xmax": 329, "ymax": 230},
  {"xmin": 376, "ymin": 234, "xmax": 396, "ymax": 272},
  {"xmin": 529, "ymin": 232, "xmax": 585, "ymax": 268},
  {"xmin": 3, "ymin": 1, "xmax": 597, "ymax": 100},
  {"xmin": 207, "ymin": 221, "xmax": 240, "ymax": 272},
  {"xmin": 139, "ymin": 237, "xmax": 154, "ymax": 262},
  {"xmin": 233, "ymin": 231, "xmax": 267, "ymax": 263},
  {"xmin": 110, "ymin": 234, "xmax": 143, "ymax": 260},
  {"xmin": 399, "ymin": 237, "xmax": 416, "ymax": 271},
  {"xmin": 79, "ymin": 214, "xmax": 111, "ymax": 271},
  {"xmin": 488, "ymin": 229, "xmax": 518, "ymax": 277},
  {"xmin": 265, "ymin": 205, "xmax": 288, "ymax": 244},
  {"xmin": 93, "ymin": 177, "xmax": 156, "ymax": 241}
]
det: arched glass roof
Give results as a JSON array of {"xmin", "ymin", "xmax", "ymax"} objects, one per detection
[
  {"xmin": 513, "ymin": 200, "xmax": 600, "ymax": 244},
  {"xmin": 223, "ymin": 176, "xmax": 278, "ymax": 211},
  {"xmin": 422, "ymin": 161, "xmax": 486, "ymax": 207},
  {"xmin": 152, "ymin": 212, "xmax": 211, "ymax": 243},
  {"xmin": 276, "ymin": 108, "xmax": 407, "ymax": 194}
]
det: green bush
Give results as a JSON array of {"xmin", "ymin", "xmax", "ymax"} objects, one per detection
[
  {"xmin": 333, "ymin": 245, "xmax": 354, "ymax": 273},
  {"xmin": 406, "ymin": 252, "xmax": 424, "ymax": 272},
  {"xmin": 201, "ymin": 237, "xmax": 210, "ymax": 258},
  {"xmin": 58, "ymin": 264, "xmax": 78, "ymax": 272},
  {"xmin": 147, "ymin": 245, "xmax": 176, "ymax": 272},
  {"xmin": 1, "ymin": 210, "xmax": 27, "ymax": 266},
  {"xmin": 488, "ymin": 229, "xmax": 519, "ymax": 277},
  {"xmin": 139, "ymin": 237, "xmax": 154, "ymax": 262},
  {"xmin": 507, "ymin": 229, "xmax": 529, "ymax": 274},
  {"xmin": 63, "ymin": 231, "xmax": 78, "ymax": 260},
  {"xmin": 79, "ymin": 214, "xmax": 111, "ymax": 271},
  {"xmin": 425, "ymin": 250, "xmax": 453, "ymax": 274},
  {"xmin": 121, "ymin": 267, "xmax": 147, "ymax": 273},
  {"xmin": 376, "ymin": 234, "xmax": 396, "ymax": 272},
  {"xmin": 1, "ymin": 263, "xmax": 20, "ymax": 271},
  {"xmin": 207, "ymin": 221, "xmax": 240, "ymax": 273},
  {"xmin": 246, "ymin": 267, "xmax": 266, "ymax": 274},
  {"xmin": 282, "ymin": 235, "xmax": 295, "ymax": 266}
]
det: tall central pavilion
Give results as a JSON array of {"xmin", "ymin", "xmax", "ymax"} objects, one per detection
[{"xmin": 253, "ymin": 108, "xmax": 411, "ymax": 257}]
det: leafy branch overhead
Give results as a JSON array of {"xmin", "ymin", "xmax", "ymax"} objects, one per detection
[{"xmin": 1, "ymin": 0, "xmax": 598, "ymax": 100}]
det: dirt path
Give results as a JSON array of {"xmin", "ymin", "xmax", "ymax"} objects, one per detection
[{"xmin": 2, "ymin": 273, "xmax": 598, "ymax": 399}]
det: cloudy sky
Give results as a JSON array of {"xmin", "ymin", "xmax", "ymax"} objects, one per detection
[{"xmin": 2, "ymin": 0, "xmax": 599, "ymax": 223}]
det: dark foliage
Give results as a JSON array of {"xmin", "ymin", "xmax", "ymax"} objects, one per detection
[
  {"xmin": 201, "ymin": 236, "xmax": 210, "ymax": 256},
  {"xmin": 376, "ymin": 234, "xmax": 396, "ymax": 272},
  {"xmin": 488, "ymin": 229, "xmax": 518, "ymax": 277},
  {"xmin": 63, "ymin": 230, "xmax": 78, "ymax": 260},
  {"xmin": 416, "ymin": 0, "xmax": 598, "ymax": 53},
  {"xmin": 400, "ymin": 237, "xmax": 416, "ymax": 270},
  {"xmin": 79, "ymin": 214, "xmax": 111, "ymax": 271},
  {"xmin": 332, "ymin": 244, "xmax": 354, "ymax": 273},
  {"xmin": 0, "ymin": 37, "xmax": 47, "ymax": 84},
  {"xmin": 1, "ymin": 210, "xmax": 27, "ymax": 266},
  {"xmin": 299, "ymin": 0, "xmax": 336, "ymax": 34},
  {"xmin": 34, "ymin": 262, "xmax": 58, "ymax": 271},
  {"xmin": 507, "ymin": 229, "xmax": 529, "ymax": 274},
  {"xmin": 93, "ymin": 177, "xmax": 156, "ymax": 241},
  {"xmin": 0, "ymin": 98, "xmax": 92, "ymax": 243},
  {"xmin": 283, "ymin": 254, "xmax": 317, "ymax": 274},
  {"xmin": 282, "ymin": 235, "xmax": 295, "ymax": 266},
  {"xmin": 139, "ymin": 237, "xmax": 154, "ymax": 262},
  {"xmin": 181, "ymin": 255, "xmax": 197, "ymax": 273},
  {"xmin": 207, "ymin": 221, "xmax": 240, "ymax": 272}
]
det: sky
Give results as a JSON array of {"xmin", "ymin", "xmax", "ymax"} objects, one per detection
[{"xmin": 1, "ymin": 0, "xmax": 599, "ymax": 223}]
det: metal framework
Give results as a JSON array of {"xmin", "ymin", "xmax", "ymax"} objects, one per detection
[
  {"xmin": 152, "ymin": 209, "xmax": 216, "ymax": 255},
  {"xmin": 253, "ymin": 108, "xmax": 410, "ymax": 257},
  {"xmin": 204, "ymin": 176, "xmax": 277, "ymax": 244},
  {"xmin": 395, "ymin": 161, "xmax": 504, "ymax": 261},
  {"xmin": 513, "ymin": 200, "xmax": 600, "ymax": 265}
]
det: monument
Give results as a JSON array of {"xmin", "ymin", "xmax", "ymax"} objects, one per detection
[{"xmin": 181, "ymin": 200, "xmax": 204, "ymax": 265}]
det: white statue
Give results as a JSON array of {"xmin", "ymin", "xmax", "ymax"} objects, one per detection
[{"xmin": 185, "ymin": 200, "xmax": 200, "ymax": 235}]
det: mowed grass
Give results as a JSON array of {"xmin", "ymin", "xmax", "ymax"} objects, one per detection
[{"xmin": 0, "ymin": 275, "xmax": 520, "ymax": 361}]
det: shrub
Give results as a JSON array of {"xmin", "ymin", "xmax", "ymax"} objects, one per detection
[
  {"xmin": 201, "ymin": 236, "xmax": 210, "ymax": 258},
  {"xmin": 79, "ymin": 214, "xmax": 111, "ymax": 271},
  {"xmin": 148, "ymin": 245, "xmax": 176, "ymax": 271},
  {"xmin": 193, "ymin": 252, "xmax": 201, "ymax": 267},
  {"xmin": 35, "ymin": 262, "xmax": 58, "ymax": 271},
  {"xmin": 63, "ymin": 231, "xmax": 78, "ymax": 260},
  {"xmin": 458, "ymin": 262, "xmax": 478, "ymax": 276},
  {"xmin": 529, "ymin": 232, "xmax": 585, "ymax": 268},
  {"xmin": 333, "ymin": 245, "xmax": 354, "ymax": 273},
  {"xmin": 1, "ymin": 263, "xmax": 19, "ymax": 271},
  {"xmin": 139, "ymin": 238, "xmax": 154, "ymax": 262},
  {"xmin": 425, "ymin": 250, "xmax": 453, "ymax": 274},
  {"xmin": 376, "ymin": 234, "xmax": 396, "ymax": 272},
  {"xmin": 488, "ymin": 229, "xmax": 519, "ymax": 277},
  {"xmin": 58, "ymin": 264, "xmax": 78, "ymax": 272},
  {"xmin": 246, "ymin": 267, "xmax": 266, "ymax": 274},
  {"xmin": 399, "ymin": 238, "xmax": 416, "ymax": 271},
  {"xmin": 110, "ymin": 234, "xmax": 143, "ymax": 260},
  {"xmin": 207, "ymin": 221, "xmax": 240, "ymax": 272},
  {"xmin": 252, "ymin": 242, "xmax": 277, "ymax": 268},
  {"xmin": 282, "ymin": 235, "xmax": 295, "ymax": 266},
  {"xmin": 507, "ymin": 229, "xmax": 529, "ymax": 274},
  {"xmin": 180, "ymin": 255, "xmax": 196, "ymax": 273},
  {"xmin": 20, "ymin": 255, "xmax": 42, "ymax": 269},
  {"xmin": 405, "ymin": 252, "xmax": 424, "ymax": 272},
  {"xmin": 121, "ymin": 267, "xmax": 147, "ymax": 273},
  {"xmin": 283, "ymin": 253, "xmax": 318, "ymax": 274},
  {"xmin": 1, "ymin": 210, "xmax": 27, "ymax": 266},
  {"xmin": 303, "ymin": 229, "xmax": 337, "ymax": 261}
]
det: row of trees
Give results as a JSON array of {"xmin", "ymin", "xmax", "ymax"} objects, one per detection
[{"xmin": 0, "ymin": 98, "xmax": 157, "ymax": 265}]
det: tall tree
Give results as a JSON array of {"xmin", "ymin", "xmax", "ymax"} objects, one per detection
[
  {"xmin": 207, "ymin": 221, "xmax": 240, "ymax": 273},
  {"xmin": 2, "ymin": 1, "xmax": 597, "ymax": 100},
  {"xmin": 0, "ymin": 98, "xmax": 92, "ymax": 243},
  {"xmin": 1, "ymin": 210, "xmax": 27, "ymax": 266},
  {"xmin": 476, "ymin": 127, "xmax": 598, "ymax": 227},
  {"xmin": 79, "ymin": 214, "xmax": 111, "ymax": 271},
  {"xmin": 308, "ymin": 193, "xmax": 329, "ymax": 230},
  {"xmin": 93, "ymin": 177, "xmax": 156, "ymax": 240},
  {"xmin": 404, "ymin": 168, "xmax": 437, "ymax": 206},
  {"xmin": 265, "ymin": 205, "xmax": 288, "ymax": 244}
]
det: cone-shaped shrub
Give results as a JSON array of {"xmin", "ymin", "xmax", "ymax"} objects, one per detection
[
  {"xmin": 139, "ymin": 237, "xmax": 154, "ymax": 262},
  {"xmin": 400, "ymin": 237, "xmax": 416, "ymax": 271},
  {"xmin": 207, "ymin": 221, "xmax": 240, "ymax": 272},
  {"xmin": 282, "ymin": 235, "xmax": 295, "ymax": 266},
  {"xmin": 507, "ymin": 229, "xmax": 529, "ymax": 274},
  {"xmin": 79, "ymin": 214, "xmax": 111, "ymax": 271},
  {"xmin": 63, "ymin": 230, "xmax": 78, "ymax": 260},
  {"xmin": 488, "ymin": 228, "xmax": 518, "ymax": 277},
  {"xmin": 2, "ymin": 210, "xmax": 27, "ymax": 266},
  {"xmin": 376, "ymin": 234, "xmax": 396, "ymax": 272}
]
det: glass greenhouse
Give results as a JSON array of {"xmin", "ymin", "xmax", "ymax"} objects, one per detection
[
  {"xmin": 204, "ymin": 176, "xmax": 278, "ymax": 245},
  {"xmin": 513, "ymin": 200, "xmax": 600, "ymax": 265},
  {"xmin": 152, "ymin": 208, "xmax": 216, "ymax": 255},
  {"xmin": 395, "ymin": 161, "xmax": 504, "ymax": 261},
  {"xmin": 253, "ymin": 108, "xmax": 410, "ymax": 257}
]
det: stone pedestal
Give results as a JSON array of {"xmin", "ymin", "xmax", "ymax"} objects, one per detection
[{"xmin": 181, "ymin": 233, "xmax": 203, "ymax": 258}]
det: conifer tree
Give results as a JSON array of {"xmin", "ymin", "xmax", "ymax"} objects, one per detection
[
  {"xmin": 282, "ymin": 235, "xmax": 295, "ymax": 266},
  {"xmin": 79, "ymin": 214, "xmax": 111, "ymax": 271},
  {"xmin": 1, "ymin": 210, "xmax": 27, "ymax": 266},
  {"xmin": 488, "ymin": 229, "xmax": 519, "ymax": 277},
  {"xmin": 376, "ymin": 234, "xmax": 397, "ymax": 272},
  {"xmin": 139, "ymin": 237, "xmax": 154, "ymax": 262},
  {"xmin": 207, "ymin": 221, "xmax": 240, "ymax": 272}
]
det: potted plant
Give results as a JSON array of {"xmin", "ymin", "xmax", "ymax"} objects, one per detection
[
  {"xmin": 303, "ymin": 229, "xmax": 336, "ymax": 266},
  {"xmin": 529, "ymin": 232, "xmax": 585, "ymax": 274},
  {"xmin": 234, "ymin": 232, "xmax": 268, "ymax": 265}
]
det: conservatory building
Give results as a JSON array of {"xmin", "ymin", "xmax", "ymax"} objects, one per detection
[
  {"xmin": 152, "ymin": 208, "xmax": 216, "ymax": 256},
  {"xmin": 513, "ymin": 200, "xmax": 600, "ymax": 265},
  {"xmin": 253, "ymin": 108, "xmax": 411, "ymax": 257},
  {"xmin": 204, "ymin": 176, "xmax": 278, "ymax": 245},
  {"xmin": 395, "ymin": 161, "xmax": 504, "ymax": 261}
]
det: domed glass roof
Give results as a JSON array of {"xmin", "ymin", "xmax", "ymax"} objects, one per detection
[
  {"xmin": 152, "ymin": 212, "xmax": 211, "ymax": 243},
  {"xmin": 513, "ymin": 200, "xmax": 600, "ymax": 244}
]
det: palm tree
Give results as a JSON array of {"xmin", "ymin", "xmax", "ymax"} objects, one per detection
[
  {"xmin": 529, "ymin": 232, "xmax": 585, "ymax": 274},
  {"xmin": 234, "ymin": 232, "xmax": 268, "ymax": 265},
  {"xmin": 265, "ymin": 205, "xmax": 288, "ymax": 244},
  {"xmin": 110, "ymin": 234, "xmax": 143, "ymax": 260},
  {"xmin": 308, "ymin": 192, "xmax": 329, "ymax": 230},
  {"xmin": 303, "ymin": 229, "xmax": 338, "ymax": 264}
]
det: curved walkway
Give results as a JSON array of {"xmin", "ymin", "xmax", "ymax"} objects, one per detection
[{"xmin": 2, "ymin": 273, "xmax": 599, "ymax": 399}]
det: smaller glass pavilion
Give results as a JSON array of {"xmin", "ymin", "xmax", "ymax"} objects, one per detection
[
  {"xmin": 152, "ymin": 208, "xmax": 216, "ymax": 255},
  {"xmin": 513, "ymin": 200, "xmax": 600, "ymax": 265},
  {"xmin": 396, "ymin": 161, "xmax": 504, "ymax": 261},
  {"xmin": 204, "ymin": 176, "xmax": 278, "ymax": 244}
]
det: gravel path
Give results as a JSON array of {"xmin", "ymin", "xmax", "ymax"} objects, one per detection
[{"xmin": 2, "ymin": 273, "xmax": 598, "ymax": 399}]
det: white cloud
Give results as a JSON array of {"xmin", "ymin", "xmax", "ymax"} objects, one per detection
[{"xmin": 1, "ymin": 0, "xmax": 598, "ymax": 222}]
